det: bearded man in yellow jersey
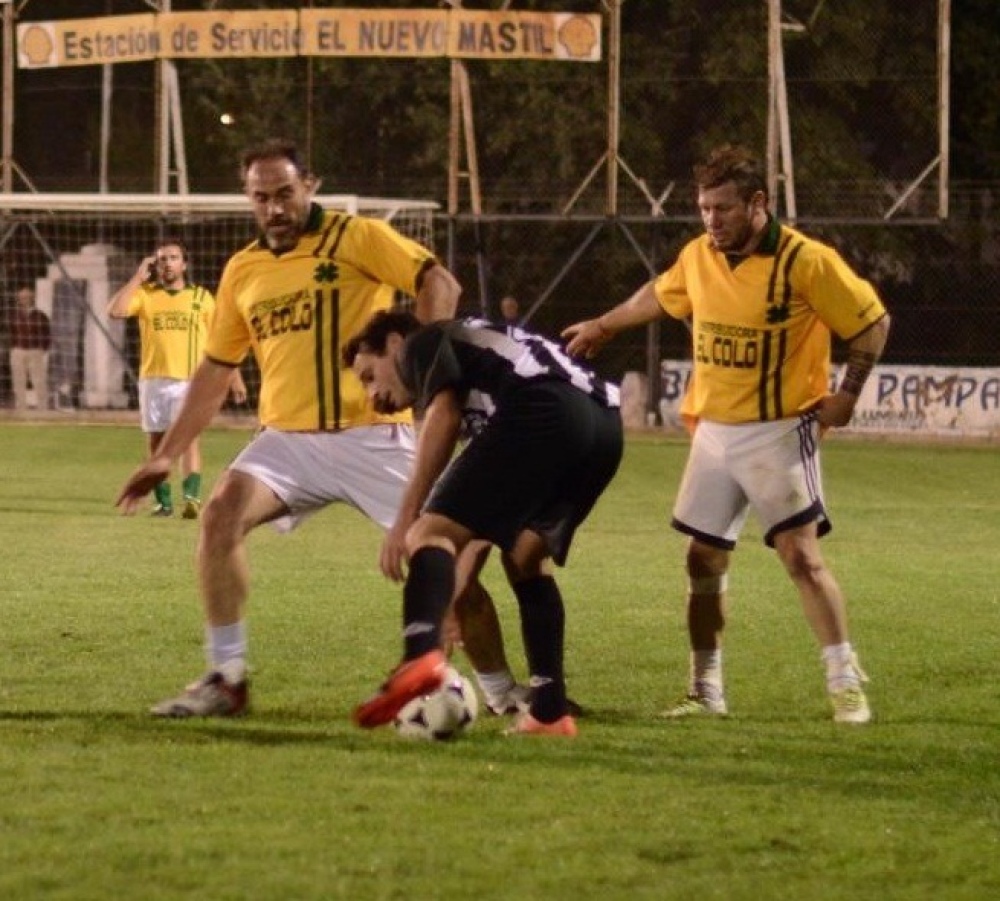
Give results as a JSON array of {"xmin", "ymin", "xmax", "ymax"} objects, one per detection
[
  {"xmin": 564, "ymin": 144, "xmax": 890, "ymax": 725},
  {"xmin": 108, "ymin": 240, "xmax": 247, "ymax": 519},
  {"xmin": 115, "ymin": 139, "xmax": 526, "ymax": 719}
]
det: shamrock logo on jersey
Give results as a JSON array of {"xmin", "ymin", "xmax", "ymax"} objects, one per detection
[
  {"xmin": 766, "ymin": 302, "xmax": 791, "ymax": 324},
  {"xmin": 314, "ymin": 262, "xmax": 339, "ymax": 283}
]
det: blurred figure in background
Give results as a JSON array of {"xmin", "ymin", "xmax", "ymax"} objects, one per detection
[
  {"xmin": 107, "ymin": 240, "xmax": 246, "ymax": 518},
  {"xmin": 9, "ymin": 285, "xmax": 51, "ymax": 411},
  {"xmin": 498, "ymin": 295, "xmax": 522, "ymax": 337}
]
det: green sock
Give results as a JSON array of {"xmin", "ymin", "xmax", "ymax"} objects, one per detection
[
  {"xmin": 154, "ymin": 482, "xmax": 173, "ymax": 509},
  {"xmin": 182, "ymin": 473, "xmax": 202, "ymax": 501}
]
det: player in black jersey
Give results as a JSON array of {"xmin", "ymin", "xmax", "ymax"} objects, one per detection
[{"xmin": 345, "ymin": 312, "xmax": 623, "ymax": 736}]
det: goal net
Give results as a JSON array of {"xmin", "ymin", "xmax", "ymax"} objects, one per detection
[{"xmin": 0, "ymin": 193, "xmax": 438, "ymax": 414}]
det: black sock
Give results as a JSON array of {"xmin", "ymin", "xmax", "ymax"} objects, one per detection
[
  {"xmin": 402, "ymin": 547, "xmax": 455, "ymax": 660},
  {"xmin": 513, "ymin": 575, "xmax": 567, "ymax": 723}
]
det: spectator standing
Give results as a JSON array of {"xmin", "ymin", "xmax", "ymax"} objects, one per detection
[{"xmin": 9, "ymin": 285, "xmax": 51, "ymax": 411}]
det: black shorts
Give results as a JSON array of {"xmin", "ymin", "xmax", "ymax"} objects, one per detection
[{"xmin": 426, "ymin": 380, "xmax": 623, "ymax": 565}]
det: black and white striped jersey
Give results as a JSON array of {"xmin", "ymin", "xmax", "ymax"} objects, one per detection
[{"xmin": 398, "ymin": 316, "xmax": 620, "ymax": 435}]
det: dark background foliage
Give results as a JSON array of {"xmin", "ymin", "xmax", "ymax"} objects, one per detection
[{"xmin": 5, "ymin": 1, "xmax": 999, "ymax": 375}]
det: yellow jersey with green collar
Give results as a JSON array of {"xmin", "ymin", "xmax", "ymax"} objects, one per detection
[
  {"xmin": 654, "ymin": 220, "xmax": 886, "ymax": 424},
  {"xmin": 207, "ymin": 205, "xmax": 432, "ymax": 431},
  {"xmin": 126, "ymin": 283, "xmax": 214, "ymax": 380}
]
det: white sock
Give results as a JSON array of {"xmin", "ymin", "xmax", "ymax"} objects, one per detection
[
  {"xmin": 207, "ymin": 621, "xmax": 248, "ymax": 672},
  {"xmin": 474, "ymin": 669, "xmax": 517, "ymax": 703},
  {"xmin": 822, "ymin": 642, "xmax": 861, "ymax": 692},
  {"xmin": 691, "ymin": 649, "xmax": 724, "ymax": 701}
]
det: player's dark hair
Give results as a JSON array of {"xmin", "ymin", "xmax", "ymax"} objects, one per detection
[
  {"xmin": 156, "ymin": 238, "xmax": 188, "ymax": 261},
  {"xmin": 240, "ymin": 138, "xmax": 311, "ymax": 181},
  {"xmin": 343, "ymin": 309, "xmax": 422, "ymax": 367},
  {"xmin": 694, "ymin": 144, "xmax": 767, "ymax": 203}
]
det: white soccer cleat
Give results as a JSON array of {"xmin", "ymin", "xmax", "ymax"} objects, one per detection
[
  {"xmin": 150, "ymin": 660, "xmax": 249, "ymax": 718},
  {"xmin": 830, "ymin": 687, "xmax": 871, "ymax": 724},
  {"xmin": 660, "ymin": 693, "xmax": 728, "ymax": 719}
]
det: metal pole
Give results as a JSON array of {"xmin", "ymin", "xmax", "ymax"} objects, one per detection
[
  {"xmin": 99, "ymin": 65, "xmax": 112, "ymax": 193},
  {"xmin": 605, "ymin": 0, "xmax": 622, "ymax": 216},
  {"xmin": 156, "ymin": 0, "xmax": 171, "ymax": 192},
  {"xmin": 447, "ymin": 58, "xmax": 461, "ymax": 215},
  {"xmin": 774, "ymin": 21, "xmax": 797, "ymax": 221},
  {"xmin": 1, "ymin": 1, "xmax": 13, "ymax": 193},
  {"xmin": 166, "ymin": 62, "xmax": 188, "ymax": 193},
  {"xmin": 937, "ymin": 0, "xmax": 950, "ymax": 219},
  {"xmin": 457, "ymin": 60, "xmax": 489, "ymax": 315},
  {"xmin": 305, "ymin": 0, "xmax": 314, "ymax": 172},
  {"xmin": 766, "ymin": 0, "xmax": 780, "ymax": 211}
]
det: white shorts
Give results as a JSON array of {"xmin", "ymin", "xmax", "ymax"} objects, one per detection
[
  {"xmin": 138, "ymin": 378, "xmax": 190, "ymax": 433},
  {"xmin": 671, "ymin": 413, "xmax": 829, "ymax": 549},
  {"xmin": 230, "ymin": 424, "xmax": 416, "ymax": 533}
]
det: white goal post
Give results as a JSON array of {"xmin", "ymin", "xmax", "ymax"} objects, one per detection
[{"xmin": 0, "ymin": 192, "xmax": 438, "ymax": 412}]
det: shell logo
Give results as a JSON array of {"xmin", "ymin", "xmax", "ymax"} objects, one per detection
[
  {"xmin": 19, "ymin": 24, "xmax": 57, "ymax": 68},
  {"xmin": 557, "ymin": 15, "xmax": 598, "ymax": 60}
]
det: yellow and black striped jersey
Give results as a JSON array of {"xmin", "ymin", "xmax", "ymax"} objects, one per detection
[
  {"xmin": 207, "ymin": 204, "xmax": 434, "ymax": 431},
  {"xmin": 654, "ymin": 219, "xmax": 886, "ymax": 424},
  {"xmin": 125, "ymin": 283, "xmax": 214, "ymax": 381}
]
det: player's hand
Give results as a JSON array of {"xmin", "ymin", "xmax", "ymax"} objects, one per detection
[
  {"xmin": 816, "ymin": 391, "xmax": 857, "ymax": 429},
  {"xmin": 229, "ymin": 381, "xmax": 248, "ymax": 406},
  {"xmin": 379, "ymin": 520, "xmax": 410, "ymax": 583},
  {"xmin": 115, "ymin": 457, "xmax": 172, "ymax": 515},
  {"xmin": 561, "ymin": 319, "xmax": 611, "ymax": 359},
  {"xmin": 138, "ymin": 254, "xmax": 157, "ymax": 280}
]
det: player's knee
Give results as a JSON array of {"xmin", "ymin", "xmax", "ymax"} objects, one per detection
[
  {"xmin": 686, "ymin": 540, "xmax": 729, "ymax": 582},
  {"xmin": 199, "ymin": 479, "xmax": 254, "ymax": 547},
  {"xmin": 500, "ymin": 531, "xmax": 552, "ymax": 584},
  {"xmin": 198, "ymin": 497, "xmax": 241, "ymax": 549},
  {"xmin": 405, "ymin": 514, "xmax": 466, "ymax": 560},
  {"xmin": 777, "ymin": 542, "xmax": 826, "ymax": 585},
  {"xmin": 501, "ymin": 552, "xmax": 551, "ymax": 585},
  {"xmin": 781, "ymin": 549, "xmax": 826, "ymax": 585}
]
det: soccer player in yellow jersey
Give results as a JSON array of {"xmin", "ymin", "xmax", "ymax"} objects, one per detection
[
  {"xmin": 107, "ymin": 241, "xmax": 247, "ymax": 519},
  {"xmin": 114, "ymin": 138, "xmax": 522, "ymax": 719},
  {"xmin": 564, "ymin": 144, "xmax": 890, "ymax": 724}
]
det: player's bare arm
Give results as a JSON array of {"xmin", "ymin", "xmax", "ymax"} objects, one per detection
[
  {"xmin": 115, "ymin": 358, "xmax": 236, "ymax": 513},
  {"xmin": 818, "ymin": 313, "xmax": 891, "ymax": 429},
  {"xmin": 380, "ymin": 389, "xmax": 463, "ymax": 582},
  {"xmin": 412, "ymin": 263, "xmax": 462, "ymax": 324},
  {"xmin": 562, "ymin": 281, "xmax": 664, "ymax": 358},
  {"xmin": 106, "ymin": 255, "xmax": 156, "ymax": 318}
]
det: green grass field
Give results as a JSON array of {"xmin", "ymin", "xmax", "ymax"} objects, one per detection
[{"xmin": 1, "ymin": 422, "xmax": 997, "ymax": 900}]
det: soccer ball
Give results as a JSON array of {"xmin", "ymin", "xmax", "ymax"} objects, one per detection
[{"xmin": 393, "ymin": 667, "xmax": 479, "ymax": 741}]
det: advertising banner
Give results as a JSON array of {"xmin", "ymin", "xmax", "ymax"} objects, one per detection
[
  {"xmin": 17, "ymin": 8, "xmax": 601, "ymax": 68},
  {"xmin": 658, "ymin": 360, "xmax": 1000, "ymax": 439}
]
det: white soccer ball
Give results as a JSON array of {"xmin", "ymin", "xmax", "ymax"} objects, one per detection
[{"xmin": 393, "ymin": 666, "xmax": 479, "ymax": 741}]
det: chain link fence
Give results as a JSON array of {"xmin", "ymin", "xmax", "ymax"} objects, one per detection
[
  {"xmin": 440, "ymin": 206, "xmax": 1000, "ymax": 385},
  {"xmin": 0, "ymin": 197, "xmax": 435, "ymax": 412}
]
